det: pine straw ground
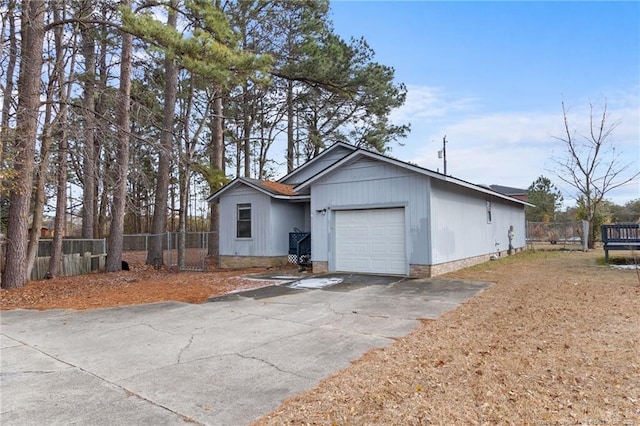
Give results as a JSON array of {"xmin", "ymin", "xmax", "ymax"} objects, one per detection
[
  {"xmin": 1, "ymin": 249, "xmax": 639, "ymax": 425},
  {"xmin": 254, "ymin": 249, "xmax": 640, "ymax": 426}
]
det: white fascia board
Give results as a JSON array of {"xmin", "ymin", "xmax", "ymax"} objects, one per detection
[
  {"xmin": 206, "ymin": 178, "xmax": 243, "ymax": 202},
  {"xmin": 294, "ymin": 150, "xmax": 533, "ymax": 207},
  {"xmin": 206, "ymin": 178, "xmax": 309, "ymax": 202},
  {"xmin": 277, "ymin": 141, "xmax": 357, "ymax": 183}
]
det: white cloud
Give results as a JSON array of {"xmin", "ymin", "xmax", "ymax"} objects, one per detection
[
  {"xmin": 389, "ymin": 85, "xmax": 640, "ymax": 205},
  {"xmin": 390, "ymin": 85, "xmax": 478, "ymax": 123}
]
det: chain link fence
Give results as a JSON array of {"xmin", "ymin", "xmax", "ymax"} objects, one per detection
[
  {"xmin": 123, "ymin": 232, "xmax": 217, "ymax": 271},
  {"xmin": 526, "ymin": 220, "xmax": 589, "ymax": 251}
]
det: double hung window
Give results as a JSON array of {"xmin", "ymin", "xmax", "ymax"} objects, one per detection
[{"xmin": 237, "ymin": 203, "xmax": 251, "ymax": 238}]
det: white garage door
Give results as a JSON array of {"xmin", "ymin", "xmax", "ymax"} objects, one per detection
[{"xmin": 335, "ymin": 208, "xmax": 406, "ymax": 275}]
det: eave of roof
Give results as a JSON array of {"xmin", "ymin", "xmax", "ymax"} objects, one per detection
[
  {"xmin": 277, "ymin": 141, "xmax": 357, "ymax": 184},
  {"xmin": 294, "ymin": 149, "xmax": 534, "ymax": 207},
  {"xmin": 206, "ymin": 177, "xmax": 309, "ymax": 202},
  {"xmin": 489, "ymin": 184, "xmax": 528, "ymax": 196}
]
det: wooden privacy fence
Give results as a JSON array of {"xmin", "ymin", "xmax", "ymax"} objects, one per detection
[
  {"xmin": 29, "ymin": 239, "xmax": 107, "ymax": 280},
  {"xmin": 31, "ymin": 252, "xmax": 106, "ymax": 280}
]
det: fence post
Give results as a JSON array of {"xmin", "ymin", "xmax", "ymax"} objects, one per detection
[
  {"xmin": 166, "ymin": 232, "xmax": 171, "ymax": 267},
  {"xmin": 582, "ymin": 220, "xmax": 589, "ymax": 252}
]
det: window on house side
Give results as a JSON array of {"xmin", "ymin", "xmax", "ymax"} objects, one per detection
[
  {"xmin": 486, "ymin": 201, "xmax": 492, "ymax": 224},
  {"xmin": 237, "ymin": 203, "xmax": 251, "ymax": 238}
]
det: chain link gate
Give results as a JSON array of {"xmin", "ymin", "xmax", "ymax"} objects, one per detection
[{"xmin": 166, "ymin": 231, "xmax": 216, "ymax": 271}]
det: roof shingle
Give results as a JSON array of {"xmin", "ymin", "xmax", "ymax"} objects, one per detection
[{"xmin": 257, "ymin": 180, "xmax": 296, "ymax": 196}]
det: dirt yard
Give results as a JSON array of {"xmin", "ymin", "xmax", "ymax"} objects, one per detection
[
  {"xmin": 1, "ymin": 249, "xmax": 638, "ymax": 424},
  {"xmin": 0, "ymin": 263, "xmax": 285, "ymax": 310}
]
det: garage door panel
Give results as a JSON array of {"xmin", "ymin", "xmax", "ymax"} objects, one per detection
[
  {"xmin": 371, "ymin": 227, "xmax": 385, "ymax": 237},
  {"xmin": 370, "ymin": 243, "xmax": 387, "ymax": 253},
  {"xmin": 335, "ymin": 208, "xmax": 406, "ymax": 275}
]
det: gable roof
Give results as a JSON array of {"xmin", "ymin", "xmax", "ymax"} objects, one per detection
[
  {"xmin": 277, "ymin": 141, "xmax": 357, "ymax": 184},
  {"xmin": 207, "ymin": 144, "xmax": 533, "ymax": 207},
  {"xmin": 206, "ymin": 177, "xmax": 308, "ymax": 202},
  {"xmin": 293, "ymin": 148, "xmax": 534, "ymax": 207}
]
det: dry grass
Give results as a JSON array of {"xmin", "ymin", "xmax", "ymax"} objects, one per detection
[{"xmin": 254, "ymin": 250, "xmax": 640, "ymax": 425}]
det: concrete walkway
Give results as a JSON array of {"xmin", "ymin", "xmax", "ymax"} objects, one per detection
[{"xmin": 1, "ymin": 276, "xmax": 491, "ymax": 426}]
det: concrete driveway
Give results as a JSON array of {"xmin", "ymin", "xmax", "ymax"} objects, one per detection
[{"xmin": 1, "ymin": 275, "xmax": 491, "ymax": 426}]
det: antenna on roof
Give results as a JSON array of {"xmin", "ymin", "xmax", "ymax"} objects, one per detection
[{"xmin": 437, "ymin": 135, "xmax": 447, "ymax": 175}]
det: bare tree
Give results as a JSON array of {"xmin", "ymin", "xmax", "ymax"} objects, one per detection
[{"xmin": 553, "ymin": 100, "xmax": 640, "ymax": 249}]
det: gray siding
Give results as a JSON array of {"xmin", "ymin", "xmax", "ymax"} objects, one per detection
[
  {"xmin": 430, "ymin": 180, "xmax": 526, "ymax": 264},
  {"xmin": 219, "ymin": 185, "xmax": 308, "ymax": 256},
  {"xmin": 281, "ymin": 146, "xmax": 354, "ymax": 186},
  {"xmin": 219, "ymin": 187, "xmax": 272, "ymax": 256},
  {"xmin": 270, "ymin": 200, "xmax": 307, "ymax": 255},
  {"xmin": 309, "ymin": 158, "xmax": 431, "ymax": 269}
]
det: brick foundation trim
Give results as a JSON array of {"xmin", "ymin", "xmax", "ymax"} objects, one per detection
[
  {"xmin": 312, "ymin": 261, "xmax": 328, "ymax": 274},
  {"xmin": 409, "ymin": 264, "xmax": 432, "ymax": 277},
  {"xmin": 429, "ymin": 247, "xmax": 527, "ymax": 277}
]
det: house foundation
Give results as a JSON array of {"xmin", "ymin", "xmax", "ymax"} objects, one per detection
[
  {"xmin": 312, "ymin": 261, "xmax": 328, "ymax": 274},
  {"xmin": 423, "ymin": 247, "xmax": 526, "ymax": 277},
  {"xmin": 219, "ymin": 255, "xmax": 288, "ymax": 269}
]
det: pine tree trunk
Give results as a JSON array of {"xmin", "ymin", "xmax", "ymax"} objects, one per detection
[
  {"xmin": 178, "ymin": 168, "xmax": 189, "ymax": 269},
  {"xmin": 94, "ymin": 10, "xmax": 110, "ymax": 238},
  {"xmin": 80, "ymin": 0, "xmax": 97, "ymax": 239},
  {"xmin": 49, "ymin": 138, "xmax": 68, "ymax": 278},
  {"xmin": 147, "ymin": 2, "xmax": 178, "ymax": 266},
  {"xmin": 3, "ymin": 0, "xmax": 46, "ymax": 289},
  {"xmin": 27, "ymin": 1, "xmax": 70, "ymax": 279},
  {"xmin": 25, "ymin": 99, "xmax": 53, "ymax": 281},
  {"xmin": 208, "ymin": 89, "xmax": 224, "ymax": 258},
  {"xmin": 0, "ymin": 0, "xmax": 17, "ymax": 170},
  {"xmin": 286, "ymin": 80, "xmax": 294, "ymax": 173},
  {"xmin": 242, "ymin": 87, "xmax": 251, "ymax": 178},
  {"xmin": 0, "ymin": 3, "xmax": 17, "ymax": 288},
  {"xmin": 105, "ymin": 2, "xmax": 133, "ymax": 272}
]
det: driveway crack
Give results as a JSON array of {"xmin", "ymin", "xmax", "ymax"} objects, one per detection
[
  {"xmin": 7, "ymin": 340, "xmax": 204, "ymax": 425},
  {"xmin": 177, "ymin": 335, "xmax": 195, "ymax": 364},
  {"xmin": 235, "ymin": 353, "xmax": 313, "ymax": 380}
]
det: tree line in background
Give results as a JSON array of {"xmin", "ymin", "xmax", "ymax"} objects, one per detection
[
  {"xmin": 526, "ymin": 174, "xmax": 639, "ymax": 245},
  {"xmin": 0, "ymin": 0, "xmax": 409, "ymax": 288}
]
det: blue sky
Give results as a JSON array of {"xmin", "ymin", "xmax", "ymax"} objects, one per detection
[{"xmin": 328, "ymin": 1, "xmax": 640, "ymax": 206}]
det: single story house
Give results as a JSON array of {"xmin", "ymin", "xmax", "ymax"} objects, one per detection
[{"xmin": 207, "ymin": 142, "xmax": 532, "ymax": 277}]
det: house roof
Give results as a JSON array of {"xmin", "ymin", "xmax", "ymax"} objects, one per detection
[
  {"xmin": 253, "ymin": 179, "xmax": 296, "ymax": 196},
  {"xmin": 277, "ymin": 141, "xmax": 357, "ymax": 184},
  {"xmin": 207, "ymin": 144, "xmax": 533, "ymax": 207},
  {"xmin": 206, "ymin": 177, "xmax": 307, "ymax": 202},
  {"xmin": 489, "ymin": 185, "xmax": 528, "ymax": 197},
  {"xmin": 208, "ymin": 141, "xmax": 357, "ymax": 202},
  {"xmin": 293, "ymin": 148, "xmax": 534, "ymax": 207}
]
